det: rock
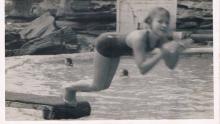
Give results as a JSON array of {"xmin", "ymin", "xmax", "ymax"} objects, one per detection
[
  {"xmin": 5, "ymin": 21, "xmax": 30, "ymax": 33},
  {"xmin": 76, "ymin": 34, "xmax": 96, "ymax": 52},
  {"xmin": 177, "ymin": 21, "xmax": 199, "ymax": 29},
  {"xmin": 56, "ymin": 0, "xmax": 91, "ymax": 17},
  {"xmin": 5, "ymin": 49, "xmax": 21, "ymax": 57},
  {"xmin": 56, "ymin": 0, "xmax": 116, "ymax": 17},
  {"xmin": 55, "ymin": 21, "xmax": 85, "ymax": 30},
  {"xmin": 56, "ymin": 21, "xmax": 116, "ymax": 35},
  {"xmin": 178, "ymin": 1, "xmax": 212, "ymax": 10},
  {"xmin": 19, "ymin": 26, "xmax": 79, "ymax": 55},
  {"xmin": 191, "ymin": 34, "xmax": 213, "ymax": 44},
  {"xmin": 91, "ymin": 0, "xmax": 116, "ymax": 11},
  {"xmin": 5, "ymin": 31, "xmax": 26, "ymax": 57},
  {"xmin": 39, "ymin": 0, "xmax": 60, "ymax": 12},
  {"xmin": 177, "ymin": 1, "xmax": 212, "ymax": 30},
  {"xmin": 5, "ymin": 39, "xmax": 24, "ymax": 51},
  {"xmin": 8, "ymin": 0, "xmax": 33, "ymax": 18},
  {"xmin": 57, "ymin": 11, "xmax": 116, "ymax": 23},
  {"xmin": 19, "ymin": 12, "xmax": 57, "ymax": 40},
  {"xmin": 59, "ymin": 0, "xmax": 115, "ymax": 19},
  {"xmin": 5, "ymin": 32, "xmax": 21, "ymax": 43}
]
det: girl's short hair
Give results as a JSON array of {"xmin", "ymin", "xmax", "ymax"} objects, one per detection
[{"xmin": 144, "ymin": 7, "xmax": 170, "ymax": 25}]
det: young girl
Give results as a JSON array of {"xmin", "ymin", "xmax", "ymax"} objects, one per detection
[{"xmin": 63, "ymin": 7, "xmax": 191, "ymax": 106}]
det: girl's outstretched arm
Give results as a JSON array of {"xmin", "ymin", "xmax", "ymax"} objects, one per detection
[
  {"xmin": 127, "ymin": 31, "xmax": 164, "ymax": 75},
  {"xmin": 135, "ymin": 48, "xmax": 163, "ymax": 75}
]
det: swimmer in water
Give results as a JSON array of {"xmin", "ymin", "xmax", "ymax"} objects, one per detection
[{"xmin": 63, "ymin": 7, "xmax": 192, "ymax": 106}]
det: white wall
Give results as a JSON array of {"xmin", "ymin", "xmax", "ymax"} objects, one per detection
[{"xmin": 117, "ymin": 0, "xmax": 177, "ymax": 33}]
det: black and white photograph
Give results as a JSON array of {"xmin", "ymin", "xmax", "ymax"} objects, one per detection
[{"xmin": 2, "ymin": 0, "xmax": 220, "ymax": 123}]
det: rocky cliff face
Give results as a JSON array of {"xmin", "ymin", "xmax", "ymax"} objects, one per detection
[
  {"xmin": 5, "ymin": 0, "xmax": 212, "ymax": 29},
  {"xmin": 5, "ymin": 0, "xmax": 212, "ymax": 57}
]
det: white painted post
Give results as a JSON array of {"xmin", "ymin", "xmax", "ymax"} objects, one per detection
[{"xmin": 117, "ymin": 0, "xmax": 177, "ymax": 33}]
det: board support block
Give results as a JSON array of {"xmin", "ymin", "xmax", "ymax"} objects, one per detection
[
  {"xmin": 42, "ymin": 102, "xmax": 91, "ymax": 120},
  {"xmin": 6, "ymin": 91, "xmax": 91, "ymax": 119}
]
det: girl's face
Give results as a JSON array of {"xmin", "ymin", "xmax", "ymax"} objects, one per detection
[{"xmin": 151, "ymin": 14, "xmax": 170, "ymax": 38}]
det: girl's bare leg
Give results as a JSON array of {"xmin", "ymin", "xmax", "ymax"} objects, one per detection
[{"xmin": 64, "ymin": 51, "xmax": 120, "ymax": 105}]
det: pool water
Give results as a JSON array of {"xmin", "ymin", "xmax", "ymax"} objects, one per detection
[{"xmin": 6, "ymin": 54, "xmax": 213, "ymax": 119}]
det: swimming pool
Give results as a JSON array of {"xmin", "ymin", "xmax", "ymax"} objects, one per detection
[{"xmin": 5, "ymin": 53, "xmax": 213, "ymax": 120}]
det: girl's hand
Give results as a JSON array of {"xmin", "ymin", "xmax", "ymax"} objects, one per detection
[
  {"xmin": 162, "ymin": 38, "xmax": 193, "ymax": 54},
  {"xmin": 161, "ymin": 41, "xmax": 180, "ymax": 69},
  {"xmin": 152, "ymin": 48, "xmax": 162, "ymax": 54},
  {"xmin": 162, "ymin": 41, "xmax": 179, "ymax": 54}
]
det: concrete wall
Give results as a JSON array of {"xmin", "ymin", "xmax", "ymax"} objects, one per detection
[{"xmin": 117, "ymin": 0, "xmax": 177, "ymax": 33}]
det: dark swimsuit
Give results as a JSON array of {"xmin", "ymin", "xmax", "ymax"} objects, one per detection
[{"xmin": 95, "ymin": 31, "xmax": 161, "ymax": 58}]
